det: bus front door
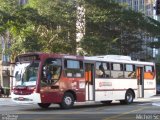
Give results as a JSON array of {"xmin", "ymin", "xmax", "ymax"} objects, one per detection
[
  {"xmin": 85, "ymin": 63, "xmax": 95, "ymax": 101},
  {"xmin": 137, "ymin": 67, "xmax": 144, "ymax": 98}
]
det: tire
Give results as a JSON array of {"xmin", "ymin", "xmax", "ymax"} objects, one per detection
[
  {"xmin": 120, "ymin": 90, "xmax": 134, "ymax": 104},
  {"xmin": 38, "ymin": 103, "xmax": 51, "ymax": 108},
  {"xmin": 60, "ymin": 92, "xmax": 74, "ymax": 109},
  {"xmin": 125, "ymin": 90, "xmax": 134, "ymax": 104},
  {"xmin": 101, "ymin": 100, "xmax": 112, "ymax": 104}
]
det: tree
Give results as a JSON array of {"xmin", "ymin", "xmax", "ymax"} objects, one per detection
[
  {"xmin": 0, "ymin": 0, "xmax": 160, "ymax": 60},
  {"xmin": 0, "ymin": 0, "xmax": 78, "ymax": 61},
  {"xmin": 27, "ymin": 0, "xmax": 78, "ymax": 53},
  {"xmin": 81, "ymin": 0, "xmax": 160, "ymax": 57}
]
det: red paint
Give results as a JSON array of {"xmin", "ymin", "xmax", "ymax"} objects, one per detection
[
  {"xmin": 40, "ymin": 76, "xmax": 86, "ymax": 103},
  {"xmin": 40, "ymin": 91, "xmax": 63, "ymax": 103},
  {"xmin": 20, "ymin": 53, "xmax": 86, "ymax": 104},
  {"xmin": 13, "ymin": 86, "xmax": 35, "ymax": 95}
]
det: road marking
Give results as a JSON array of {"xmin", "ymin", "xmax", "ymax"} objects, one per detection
[
  {"xmin": 102, "ymin": 106, "xmax": 150, "ymax": 120},
  {"xmin": 94, "ymin": 105, "xmax": 112, "ymax": 111},
  {"xmin": 138, "ymin": 103, "xmax": 151, "ymax": 106},
  {"xmin": 152, "ymin": 102, "xmax": 160, "ymax": 107}
]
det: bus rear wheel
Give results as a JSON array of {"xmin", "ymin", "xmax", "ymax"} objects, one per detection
[
  {"xmin": 125, "ymin": 90, "xmax": 134, "ymax": 104},
  {"xmin": 38, "ymin": 103, "xmax": 51, "ymax": 108},
  {"xmin": 120, "ymin": 90, "xmax": 134, "ymax": 104},
  {"xmin": 60, "ymin": 92, "xmax": 74, "ymax": 109}
]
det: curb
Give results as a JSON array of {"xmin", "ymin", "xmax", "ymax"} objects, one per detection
[{"xmin": 135, "ymin": 96, "xmax": 160, "ymax": 102}]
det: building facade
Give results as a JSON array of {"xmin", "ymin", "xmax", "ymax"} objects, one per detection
[
  {"xmin": 0, "ymin": 33, "xmax": 10, "ymax": 90},
  {"xmin": 114, "ymin": 0, "xmax": 154, "ymax": 16}
]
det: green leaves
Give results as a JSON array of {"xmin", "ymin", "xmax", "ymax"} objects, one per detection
[
  {"xmin": 81, "ymin": 0, "xmax": 160, "ymax": 57},
  {"xmin": 0, "ymin": 0, "xmax": 160, "ymax": 61},
  {"xmin": 0, "ymin": 0, "xmax": 77, "ymax": 60}
]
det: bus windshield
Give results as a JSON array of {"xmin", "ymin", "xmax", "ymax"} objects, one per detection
[{"xmin": 13, "ymin": 61, "xmax": 39, "ymax": 86}]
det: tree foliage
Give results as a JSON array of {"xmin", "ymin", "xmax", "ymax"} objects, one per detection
[
  {"xmin": 0, "ymin": 0, "xmax": 77, "ymax": 61},
  {"xmin": 81, "ymin": 0, "xmax": 160, "ymax": 57},
  {"xmin": 0, "ymin": 0, "xmax": 160, "ymax": 61}
]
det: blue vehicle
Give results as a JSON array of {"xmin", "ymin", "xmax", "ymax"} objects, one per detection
[{"xmin": 157, "ymin": 84, "xmax": 160, "ymax": 94}]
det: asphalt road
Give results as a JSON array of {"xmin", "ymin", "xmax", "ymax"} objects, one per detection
[{"xmin": 0, "ymin": 97, "xmax": 160, "ymax": 120}]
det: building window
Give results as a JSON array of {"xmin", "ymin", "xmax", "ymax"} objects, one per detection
[
  {"xmin": 133, "ymin": 0, "xmax": 138, "ymax": 11},
  {"xmin": 19, "ymin": 0, "xmax": 27, "ymax": 5},
  {"xmin": 128, "ymin": 0, "xmax": 132, "ymax": 7}
]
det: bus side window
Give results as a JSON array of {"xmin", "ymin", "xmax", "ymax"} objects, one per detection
[
  {"xmin": 52, "ymin": 66, "xmax": 61, "ymax": 80},
  {"xmin": 95, "ymin": 62, "xmax": 110, "ymax": 78},
  {"xmin": 144, "ymin": 65, "xmax": 154, "ymax": 79},
  {"xmin": 64, "ymin": 59, "xmax": 84, "ymax": 78},
  {"xmin": 111, "ymin": 63, "xmax": 124, "ymax": 78},
  {"xmin": 41, "ymin": 58, "xmax": 62, "ymax": 85},
  {"xmin": 124, "ymin": 64, "xmax": 136, "ymax": 79}
]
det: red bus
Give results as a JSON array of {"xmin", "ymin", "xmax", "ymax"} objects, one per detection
[{"xmin": 11, "ymin": 52, "xmax": 156, "ymax": 109}]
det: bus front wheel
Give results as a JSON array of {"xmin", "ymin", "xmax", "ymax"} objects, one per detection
[
  {"xmin": 60, "ymin": 92, "xmax": 74, "ymax": 109},
  {"xmin": 38, "ymin": 103, "xmax": 51, "ymax": 108}
]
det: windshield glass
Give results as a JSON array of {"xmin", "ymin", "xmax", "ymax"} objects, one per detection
[
  {"xmin": 41, "ymin": 58, "xmax": 62, "ymax": 86},
  {"xmin": 13, "ymin": 61, "xmax": 39, "ymax": 86}
]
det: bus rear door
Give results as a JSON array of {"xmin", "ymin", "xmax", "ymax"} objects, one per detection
[
  {"xmin": 136, "ymin": 66, "xmax": 144, "ymax": 98},
  {"xmin": 85, "ymin": 63, "xmax": 95, "ymax": 101}
]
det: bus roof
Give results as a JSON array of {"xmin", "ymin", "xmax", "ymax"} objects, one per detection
[
  {"xmin": 15, "ymin": 52, "xmax": 84, "ymax": 62},
  {"xmin": 15, "ymin": 53, "xmax": 154, "ymax": 65},
  {"xmin": 85, "ymin": 55, "xmax": 155, "ymax": 66}
]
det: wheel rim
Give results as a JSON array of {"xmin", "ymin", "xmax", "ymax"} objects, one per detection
[
  {"xmin": 127, "ymin": 93, "xmax": 133, "ymax": 103},
  {"xmin": 64, "ymin": 96, "xmax": 72, "ymax": 105}
]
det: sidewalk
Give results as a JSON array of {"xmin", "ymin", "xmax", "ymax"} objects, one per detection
[
  {"xmin": 0, "ymin": 97, "xmax": 16, "ymax": 106},
  {"xmin": 135, "ymin": 95, "xmax": 160, "ymax": 102}
]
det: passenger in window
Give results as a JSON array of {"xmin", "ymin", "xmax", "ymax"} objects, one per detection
[
  {"xmin": 52, "ymin": 66, "xmax": 61, "ymax": 80},
  {"xmin": 99, "ymin": 63, "xmax": 105, "ymax": 77},
  {"xmin": 96, "ymin": 69, "xmax": 103, "ymax": 77},
  {"xmin": 46, "ymin": 66, "xmax": 52, "ymax": 84}
]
